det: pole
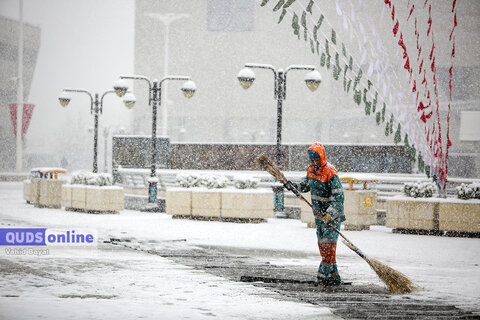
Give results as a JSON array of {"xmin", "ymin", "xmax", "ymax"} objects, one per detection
[
  {"xmin": 119, "ymin": 74, "xmax": 190, "ymax": 212},
  {"xmin": 15, "ymin": 0, "xmax": 24, "ymax": 173},
  {"xmin": 93, "ymin": 94, "xmax": 99, "ymax": 173},
  {"xmin": 274, "ymin": 70, "xmax": 285, "ymax": 217},
  {"xmin": 161, "ymin": 23, "xmax": 170, "ymax": 137},
  {"xmin": 104, "ymin": 127, "xmax": 108, "ymax": 173},
  {"xmin": 148, "ymin": 80, "xmax": 159, "ymax": 208},
  {"xmin": 276, "ymin": 70, "xmax": 284, "ymax": 167}
]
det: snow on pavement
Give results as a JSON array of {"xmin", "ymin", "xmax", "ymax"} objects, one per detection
[
  {"xmin": 1, "ymin": 182, "xmax": 479, "ymax": 317},
  {"xmin": 0, "ymin": 182, "xmax": 337, "ymax": 319},
  {"xmin": 1, "ymin": 247, "xmax": 334, "ymax": 320}
]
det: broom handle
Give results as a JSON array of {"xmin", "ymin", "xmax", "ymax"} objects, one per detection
[{"xmin": 288, "ymin": 186, "xmax": 368, "ymax": 260}]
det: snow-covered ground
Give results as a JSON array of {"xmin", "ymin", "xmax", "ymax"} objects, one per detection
[
  {"xmin": 1, "ymin": 182, "xmax": 479, "ymax": 319},
  {"xmin": 1, "ymin": 247, "xmax": 333, "ymax": 320}
]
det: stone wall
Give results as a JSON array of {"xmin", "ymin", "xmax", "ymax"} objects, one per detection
[
  {"xmin": 170, "ymin": 143, "xmax": 412, "ymax": 173},
  {"xmin": 113, "ymin": 137, "xmax": 413, "ymax": 173}
]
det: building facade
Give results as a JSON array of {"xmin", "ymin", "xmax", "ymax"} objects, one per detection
[{"xmin": 132, "ymin": 0, "xmax": 479, "ymax": 177}]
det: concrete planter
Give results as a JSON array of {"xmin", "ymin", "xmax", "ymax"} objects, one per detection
[
  {"xmin": 221, "ymin": 189, "xmax": 273, "ymax": 219},
  {"xmin": 191, "ymin": 189, "xmax": 222, "ymax": 218},
  {"xmin": 387, "ymin": 196, "xmax": 480, "ymax": 234},
  {"xmin": 23, "ymin": 180, "xmax": 31, "ymax": 203},
  {"xmin": 344, "ymin": 190, "xmax": 377, "ymax": 230},
  {"xmin": 167, "ymin": 188, "xmax": 274, "ymax": 220},
  {"xmin": 386, "ymin": 197, "xmax": 438, "ymax": 230},
  {"xmin": 61, "ymin": 184, "xmax": 72, "ymax": 208},
  {"xmin": 85, "ymin": 186, "xmax": 124, "ymax": 212},
  {"xmin": 62, "ymin": 185, "xmax": 124, "ymax": 213},
  {"xmin": 300, "ymin": 193, "xmax": 315, "ymax": 227},
  {"xmin": 439, "ymin": 200, "xmax": 480, "ymax": 233},
  {"xmin": 38, "ymin": 179, "xmax": 66, "ymax": 208},
  {"xmin": 30, "ymin": 178, "xmax": 41, "ymax": 206},
  {"xmin": 70, "ymin": 185, "xmax": 87, "ymax": 210},
  {"xmin": 166, "ymin": 188, "xmax": 192, "ymax": 216}
]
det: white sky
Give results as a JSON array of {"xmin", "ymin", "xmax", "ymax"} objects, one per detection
[{"xmin": 0, "ymin": 0, "xmax": 135, "ymax": 151}]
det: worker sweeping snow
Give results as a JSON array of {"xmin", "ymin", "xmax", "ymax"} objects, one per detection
[
  {"xmin": 289, "ymin": 142, "xmax": 346, "ymax": 286},
  {"xmin": 258, "ymin": 148, "xmax": 416, "ymax": 293}
]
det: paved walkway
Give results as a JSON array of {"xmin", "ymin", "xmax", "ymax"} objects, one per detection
[{"xmin": 110, "ymin": 237, "xmax": 480, "ymax": 320}]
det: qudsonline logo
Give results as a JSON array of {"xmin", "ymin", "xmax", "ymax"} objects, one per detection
[{"xmin": 0, "ymin": 228, "xmax": 97, "ymax": 247}]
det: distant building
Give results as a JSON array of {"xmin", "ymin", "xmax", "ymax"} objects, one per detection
[
  {"xmin": 0, "ymin": 16, "xmax": 40, "ymax": 171},
  {"xmin": 133, "ymin": 0, "xmax": 479, "ymax": 177}
]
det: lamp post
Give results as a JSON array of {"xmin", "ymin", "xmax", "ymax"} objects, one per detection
[
  {"xmin": 58, "ymin": 88, "xmax": 135, "ymax": 173},
  {"xmin": 15, "ymin": 0, "xmax": 24, "ymax": 173},
  {"xmin": 114, "ymin": 75, "xmax": 196, "ymax": 212},
  {"xmin": 237, "ymin": 63, "xmax": 322, "ymax": 217}
]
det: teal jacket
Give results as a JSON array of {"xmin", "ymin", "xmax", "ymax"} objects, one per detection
[{"xmin": 297, "ymin": 161, "xmax": 345, "ymax": 224}]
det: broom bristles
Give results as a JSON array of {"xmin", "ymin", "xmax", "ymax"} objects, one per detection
[
  {"xmin": 257, "ymin": 154, "xmax": 288, "ymax": 184},
  {"xmin": 366, "ymin": 257, "xmax": 416, "ymax": 294}
]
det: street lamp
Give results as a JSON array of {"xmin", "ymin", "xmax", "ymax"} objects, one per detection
[
  {"xmin": 237, "ymin": 63, "xmax": 321, "ymax": 217},
  {"xmin": 58, "ymin": 87, "xmax": 135, "ymax": 173},
  {"xmin": 114, "ymin": 74, "xmax": 195, "ymax": 212}
]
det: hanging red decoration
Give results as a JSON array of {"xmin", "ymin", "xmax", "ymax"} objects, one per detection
[
  {"xmin": 451, "ymin": 37, "xmax": 455, "ymax": 58},
  {"xmin": 427, "ymin": 5, "xmax": 432, "ymax": 36},
  {"xmin": 393, "ymin": 20, "xmax": 399, "ymax": 36},
  {"xmin": 429, "ymin": 42, "xmax": 435, "ymax": 61},
  {"xmin": 408, "ymin": 4, "xmax": 415, "ymax": 20}
]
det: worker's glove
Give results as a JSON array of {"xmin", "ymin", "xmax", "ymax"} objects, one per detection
[
  {"xmin": 284, "ymin": 181, "xmax": 297, "ymax": 192},
  {"xmin": 284, "ymin": 181, "xmax": 301, "ymax": 197},
  {"xmin": 322, "ymin": 213, "xmax": 333, "ymax": 224}
]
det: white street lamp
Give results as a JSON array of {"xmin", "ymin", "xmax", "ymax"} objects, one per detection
[
  {"xmin": 181, "ymin": 80, "xmax": 196, "ymax": 99},
  {"xmin": 237, "ymin": 68, "xmax": 255, "ymax": 90},
  {"xmin": 237, "ymin": 62, "xmax": 321, "ymax": 217},
  {"xmin": 304, "ymin": 70, "xmax": 322, "ymax": 92},
  {"xmin": 113, "ymin": 79, "xmax": 128, "ymax": 97},
  {"xmin": 122, "ymin": 91, "xmax": 136, "ymax": 109},
  {"xmin": 114, "ymin": 74, "xmax": 195, "ymax": 212},
  {"xmin": 58, "ymin": 91, "xmax": 71, "ymax": 107},
  {"xmin": 58, "ymin": 88, "xmax": 134, "ymax": 173}
]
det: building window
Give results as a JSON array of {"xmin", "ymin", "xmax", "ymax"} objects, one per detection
[{"xmin": 207, "ymin": 0, "xmax": 254, "ymax": 32}]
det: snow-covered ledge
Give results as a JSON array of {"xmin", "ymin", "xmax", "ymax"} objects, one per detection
[
  {"xmin": 386, "ymin": 196, "xmax": 480, "ymax": 233},
  {"xmin": 62, "ymin": 184, "xmax": 124, "ymax": 213}
]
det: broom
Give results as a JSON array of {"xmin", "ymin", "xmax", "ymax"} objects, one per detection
[{"xmin": 257, "ymin": 154, "xmax": 416, "ymax": 294}]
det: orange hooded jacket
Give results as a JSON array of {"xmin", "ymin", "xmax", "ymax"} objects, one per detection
[{"xmin": 297, "ymin": 143, "xmax": 345, "ymax": 224}]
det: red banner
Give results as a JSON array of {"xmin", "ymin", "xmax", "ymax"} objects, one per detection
[{"xmin": 9, "ymin": 103, "xmax": 35, "ymax": 140}]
